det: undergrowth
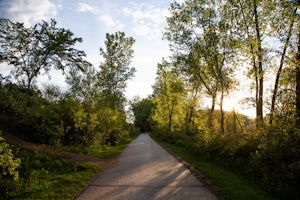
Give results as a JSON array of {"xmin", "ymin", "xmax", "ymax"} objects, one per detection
[{"xmin": 4, "ymin": 149, "xmax": 99, "ymax": 200}]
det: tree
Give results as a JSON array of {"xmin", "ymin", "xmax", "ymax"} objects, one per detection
[
  {"xmin": 97, "ymin": 31, "xmax": 136, "ymax": 110},
  {"xmin": 296, "ymin": 17, "xmax": 300, "ymax": 127},
  {"xmin": 0, "ymin": 18, "xmax": 89, "ymax": 91},
  {"xmin": 269, "ymin": 4, "xmax": 298, "ymax": 125},
  {"xmin": 230, "ymin": 0, "xmax": 280, "ymax": 124},
  {"xmin": 66, "ymin": 62, "xmax": 97, "ymax": 102},
  {"xmin": 164, "ymin": 0, "xmax": 237, "ymax": 133}
]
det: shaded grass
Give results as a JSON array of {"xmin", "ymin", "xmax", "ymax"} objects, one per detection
[
  {"xmin": 96, "ymin": 135, "xmax": 138, "ymax": 158},
  {"xmin": 6, "ymin": 149, "xmax": 99, "ymax": 200},
  {"xmin": 151, "ymin": 134, "xmax": 274, "ymax": 200}
]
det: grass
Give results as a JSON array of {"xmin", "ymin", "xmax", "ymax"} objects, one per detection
[
  {"xmin": 151, "ymin": 134, "xmax": 274, "ymax": 200},
  {"xmin": 88, "ymin": 136, "xmax": 136, "ymax": 158}
]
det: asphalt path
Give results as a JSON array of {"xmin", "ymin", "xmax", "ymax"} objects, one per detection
[{"xmin": 76, "ymin": 133, "xmax": 217, "ymax": 200}]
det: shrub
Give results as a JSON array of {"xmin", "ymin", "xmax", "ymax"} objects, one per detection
[{"xmin": 0, "ymin": 133, "xmax": 20, "ymax": 197}]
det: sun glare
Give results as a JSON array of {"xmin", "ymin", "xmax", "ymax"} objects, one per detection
[
  {"xmin": 222, "ymin": 97, "xmax": 238, "ymax": 112},
  {"xmin": 221, "ymin": 95, "xmax": 255, "ymax": 118}
]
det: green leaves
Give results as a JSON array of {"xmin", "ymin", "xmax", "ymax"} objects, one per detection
[
  {"xmin": 0, "ymin": 134, "xmax": 20, "ymax": 180},
  {"xmin": 0, "ymin": 133, "xmax": 20, "ymax": 197},
  {"xmin": 130, "ymin": 97, "xmax": 154, "ymax": 132}
]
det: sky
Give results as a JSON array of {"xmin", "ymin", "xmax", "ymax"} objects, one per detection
[
  {"xmin": 0, "ymin": 0, "xmax": 256, "ymax": 117},
  {"xmin": 0, "ymin": 0, "xmax": 176, "ymax": 98}
]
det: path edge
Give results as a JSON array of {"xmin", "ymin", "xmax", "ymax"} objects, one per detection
[{"xmin": 149, "ymin": 133, "xmax": 222, "ymax": 200}]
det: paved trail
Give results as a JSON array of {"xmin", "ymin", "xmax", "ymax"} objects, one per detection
[{"xmin": 76, "ymin": 133, "xmax": 217, "ymax": 200}]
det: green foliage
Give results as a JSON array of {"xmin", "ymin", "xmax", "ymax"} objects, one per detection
[
  {"xmin": 0, "ymin": 133, "xmax": 20, "ymax": 198},
  {"xmin": 0, "ymin": 82, "xmax": 133, "ymax": 150},
  {"xmin": 66, "ymin": 60, "xmax": 98, "ymax": 101},
  {"xmin": 0, "ymin": 18, "xmax": 90, "ymax": 91},
  {"xmin": 0, "ymin": 83, "xmax": 58, "ymax": 143},
  {"xmin": 130, "ymin": 96, "xmax": 154, "ymax": 132},
  {"xmin": 152, "ymin": 59, "xmax": 186, "ymax": 136},
  {"xmin": 250, "ymin": 128, "xmax": 300, "ymax": 198}
]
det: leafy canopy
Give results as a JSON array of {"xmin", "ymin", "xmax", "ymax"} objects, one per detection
[{"xmin": 0, "ymin": 18, "xmax": 90, "ymax": 91}]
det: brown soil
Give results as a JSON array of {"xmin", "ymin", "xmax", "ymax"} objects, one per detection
[{"xmin": 0, "ymin": 127, "xmax": 117, "ymax": 171}]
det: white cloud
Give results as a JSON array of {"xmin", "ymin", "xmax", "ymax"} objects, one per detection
[
  {"xmin": 132, "ymin": 24, "xmax": 150, "ymax": 37},
  {"xmin": 6, "ymin": 0, "xmax": 59, "ymax": 27},
  {"xmin": 122, "ymin": 3, "xmax": 170, "ymax": 39},
  {"xmin": 77, "ymin": 2, "xmax": 98, "ymax": 14},
  {"xmin": 99, "ymin": 14, "xmax": 124, "ymax": 30},
  {"xmin": 76, "ymin": 2, "xmax": 124, "ymax": 31}
]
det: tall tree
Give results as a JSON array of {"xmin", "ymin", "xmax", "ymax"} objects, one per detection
[
  {"xmin": 165, "ymin": 0, "xmax": 237, "ymax": 133},
  {"xmin": 0, "ymin": 19, "xmax": 89, "ymax": 91},
  {"xmin": 253, "ymin": 0, "xmax": 264, "ymax": 122},
  {"xmin": 152, "ymin": 59, "xmax": 185, "ymax": 135},
  {"xmin": 269, "ymin": 4, "xmax": 298, "ymax": 125},
  {"xmin": 231, "ymin": 0, "xmax": 283, "ymax": 124},
  {"xmin": 98, "ymin": 32, "xmax": 135, "ymax": 110}
]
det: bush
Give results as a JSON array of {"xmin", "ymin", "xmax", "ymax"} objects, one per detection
[
  {"xmin": 0, "ymin": 133, "xmax": 20, "ymax": 198},
  {"xmin": 250, "ymin": 128, "xmax": 300, "ymax": 199}
]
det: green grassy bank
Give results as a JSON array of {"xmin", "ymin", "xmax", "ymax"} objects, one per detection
[{"xmin": 151, "ymin": 134, "xmax": 275, "ymax": 200}]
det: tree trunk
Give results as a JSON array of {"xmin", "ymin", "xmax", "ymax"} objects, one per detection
[
  {"xmin": 233, "ymin": 110, "xmax": 237, "ymax": 135},
  {"xmin": 220, "ymin": 89, "xmax": 225, "ymax": 134},
  {"xmin": 208, "ymin": 93, "xmax": 216, "ymax": 132},
  {"xmin": 186, "ymin": 105, "xmax": 194, "ymax": 135},
  {"xmin": 187, "ymin": 88, "xmax": 198, "ymax": 135},
  {"xmin": 296, "ymin": 25, "xmax": 300, "ymax": 127},
  {"xmin": 238, "ymin": 0, "xmax": 262, "ymax": 125},
  {"xmin": 168, "ymin": 112, "xmax": 172, "ymax": 133},
  {"xmin": 253, "ymin": 0, "xmax": 263, "ymax": 124},
  {"xmin": 270, "ymin": 8, "xmax": 297, "ymax": 125}
]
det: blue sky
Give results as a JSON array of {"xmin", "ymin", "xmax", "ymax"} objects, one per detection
[{"xmin": 0, "ymin": 0, "xmax": 178, "ymax": 99}]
